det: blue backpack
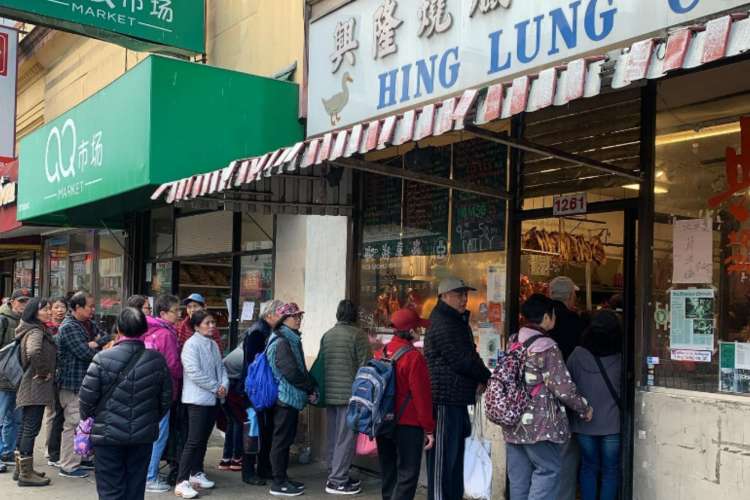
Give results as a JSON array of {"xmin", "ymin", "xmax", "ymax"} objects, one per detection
[
  {"xmin": 245, "ymin": 337, "xmax": 281, "ymax": 411},
  {"xmin": 346, "ymin": 346, "xmax": 413, "ymax": 439}
]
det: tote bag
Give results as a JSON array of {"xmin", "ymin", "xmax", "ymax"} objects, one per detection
[{"xmin": 463, "ymin": 401, "xmax": 493, "ymax": 500}]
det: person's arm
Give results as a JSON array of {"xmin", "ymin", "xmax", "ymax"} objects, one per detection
[
  {"xmin": 156, "ymin": 331, "xmax": 183, "ymax": 383},
  {"xmin": 433, "ymin": 325, "xmax": 491, "ymax": 384},
  {"xmin": 94, "ymin": 322, "xmax": 113, "ymax": 347},
  {"xmin": 62, "ymin": 326, "xmax": 97, "ymax": 362},
  {"xmin": 543, "ymin": 346, "xmax": 590, "ymax": 417},
  {"xmin": 79, "ymin": 356, "xmax": 103, "ymax": 420},
  {"xmin": 25, "ymin": 330, "xmax": 48, "ymax": 376},
  {"xmin": 181, "ymin": 341, "xmax": 221, "ymax": 394},
  {"xmin": 408, "ymin": 353, "xmax": 435, "ymax": 434},
  {"xmin": 275, "ymin": 339, "xmax": 316, "ymax": 393},
  {"xmin": 354, "ymin": 330, "xmax": 372, "ymax": 368}
]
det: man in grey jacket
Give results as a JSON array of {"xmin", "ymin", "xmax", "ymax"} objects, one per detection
[
  {"xmin": 0, "ymin": 289, "xmax": 29, "ymax": 465},
  {"xmin": 316, "ymin": 300, "xmax": 370, "ymax": 495}
]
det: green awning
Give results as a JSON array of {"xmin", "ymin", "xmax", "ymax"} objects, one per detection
[{"xmin": 18, "ymin": 55, "xmax": 303, "ymax": 225}]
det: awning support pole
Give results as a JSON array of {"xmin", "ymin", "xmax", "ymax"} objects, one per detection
[
  {"xmin": 464, "ymin": 124, "xmax": 643, "ymax": 182},
  {"xmin": 329, "ymin": 157, "xmax": 512, "ymax": 201}
]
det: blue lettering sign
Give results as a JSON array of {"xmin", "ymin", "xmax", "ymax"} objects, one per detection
[
  {"xmin": 414, "ymin": 55, "xmax": 438, "ymax": 98},
  {"xmin": 516, "ymin": 15, "xmax": 545, "ymax": 64},
  {"xmin": 378, "ymin": 69, "xmax": 399, "ymax": 109},
  {"xmin": 585, "ymin": 0, "xmax": 617, "ymax": 42},
  {"xmin": 668, "ymin": 0, "xmax": 699, "ymax": 14},
  {"xmin": 549, "ymin": 1, "xmax": 581, "ymax": 55},
  {"xmin": 487, "ymin": 30, "xmax": 512, "ymax": 74},
  {"xmin": 439, "ymin": 47, "xmax": 460, "ymax": 89}
]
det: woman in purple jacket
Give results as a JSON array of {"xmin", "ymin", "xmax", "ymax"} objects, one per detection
[{"xmin": 566, "ymin": 310, "xmax": 623, "ymax": 500}]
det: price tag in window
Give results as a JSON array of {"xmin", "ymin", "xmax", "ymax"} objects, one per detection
[{"xmin": 552, "ymin": 192, "xmax": 587, "ymax": 216}]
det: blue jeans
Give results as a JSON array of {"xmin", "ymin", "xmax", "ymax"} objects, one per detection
[
  {"xmin": 0, "ymin": 390, "xmax": 21, "ymax": 457},
  {"xmin": 507, "ymin": 441, "xmax": 563, "ymax": 500},
  {"xmin": 576, "ymin": 433, "xmax": 621, "ymax": 500},
  {"xmin": 147, "ymin": 410, "xmax": 170, "ymax": 482}
]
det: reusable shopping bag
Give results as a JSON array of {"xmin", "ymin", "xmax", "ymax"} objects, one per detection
[{"xmin": 463, "ymin": 401, "xmax": 492, "ymax": 500}]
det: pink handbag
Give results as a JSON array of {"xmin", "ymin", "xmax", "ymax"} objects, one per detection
[{"xmin": 355, "ymin": 433, "xmax": 378, "ymax": 457}]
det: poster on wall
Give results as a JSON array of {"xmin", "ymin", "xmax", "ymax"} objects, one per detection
[
  {"xmin": 719, "ymin": 342, "xmax": 750, "ymax": 394},
  {"xmin": 487, "ymin": 264, "xmax": 506, "ymax": 303},
  {"xmin": 669, "ymin": 289, "xmax": 714, "ymax": 353},
  {"xmin": 672, "ymin": 219, "xmax": 713, "ymax": 284},
  {"xmin": 478, "ymin": 324, "xmax": 501, "ymax": 369}
]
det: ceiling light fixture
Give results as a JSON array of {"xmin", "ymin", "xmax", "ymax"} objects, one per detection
[
  {"xmin": 622, "ymin": 184, "xmax": 669, "ymax": 194},
  {"xmin": 656, "ymin": 122, "xmax": 741, "ymax": 146}
]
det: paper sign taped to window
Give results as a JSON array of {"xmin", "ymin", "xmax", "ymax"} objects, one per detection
[
  {"xmin": 672, "ymin": 219, "xmax": 713, "ymax": 284},
  {"xmin": 670, "ymin": 349, "xmax": 711, "ymax": 363}
]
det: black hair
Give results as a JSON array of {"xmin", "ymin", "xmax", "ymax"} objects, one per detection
[
  {"xmin": 336, "ymin": 299, "xmax": 358, "ymax": 323},
  {"xmin": 126, "ymin": 294, "xmax": 148, "ymax": 310},
  {"xmin": 582, "ymin": 310, "xmax": 623, "ymax": 357},
  {"xmin": 50, "ymin": 296, "xmax": 68, "ymax": 309},
  {"xmin": 22, "ymin": 297, "xmax": 49, "ymax": 324},
  {"xmin": 69, "ymin": 291, "xmax": 92, "ymax": 311},
  {"xmin": 116, "ymin": 307, "xmax": 148, "ymax": 338},
  {"xmin": 521, "ymin": 293, "xmax": 555, "ymax": 324},
  {"xmin": 154, "ymin": 294, "xmax": 179, "ymax": 317},
  {"xmin": 190, "ymin": 309, "xmax": 212, "ymax": 330}
]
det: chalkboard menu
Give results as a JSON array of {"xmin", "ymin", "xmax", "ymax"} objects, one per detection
[
  {"xmin": 452, "ymin": 139, "xmax": 507, "ymax": 254},
  {"xmin": 402, "ymin": 146, "xmax": 451, "ymax": 256}
]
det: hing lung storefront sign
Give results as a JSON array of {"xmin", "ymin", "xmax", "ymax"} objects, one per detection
[
  {"xmin": 308, "ymin": 0, "xmax": 750, "ymax": 136},
  {"xmin": 0, "ymin": 0, "xmax": 204, "ymax": 55}
]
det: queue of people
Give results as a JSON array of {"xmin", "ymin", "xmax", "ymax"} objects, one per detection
[{"xmin": 0, "ymin": 272, "xmax": 623, "ymax": 500}]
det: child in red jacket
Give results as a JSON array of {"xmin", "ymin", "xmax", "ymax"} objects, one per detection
[{"xmin": 376, "ymin": 308, "xmax": 435, "ymax": 500}]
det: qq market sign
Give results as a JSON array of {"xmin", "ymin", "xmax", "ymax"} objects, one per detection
[
  {"xmin": 308, "ymin": 0, "xmax": 750, "ymax": 136},
  {"xmin": 0, "ymin": 0, "xmax": 204, "ymax": 55}
]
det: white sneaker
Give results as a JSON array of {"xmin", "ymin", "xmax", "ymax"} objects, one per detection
[
  {"xmin": 189, "ymin": 472, "xmax": 215, "ymax": 489},
  {"xmin": 146, "ymin": 479, "xmax": 171, "ymax": 493},
  {"xmin": 175, "ymin": 480, "xmax": 199, "ymax": 498}
]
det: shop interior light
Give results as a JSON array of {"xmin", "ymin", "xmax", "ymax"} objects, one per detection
[
  {"xmin": 655, "ymin": 121, "xmax": 741, "ymax": 146},
  {"xmin": 622, "ymin": 183, "xmax": 669, "ymax": 194}
]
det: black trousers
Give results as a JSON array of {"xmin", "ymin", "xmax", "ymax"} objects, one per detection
[
  {"xmin": 177, "ymin": 404, "xmax": 218, "ymax": 482},
  {"xmin": 47, "ymin": 389, "xmax": 64, "ymax": 461},
  {"xmin": 243, "ymin": 408, "xmax": 273, "ymax": 478},
  {"xmin": 17, "ymin": 405, "xmax": 45, "ymax": 457},
  {"xmin": 93, "ymin": 444, "xmax": 151, "ymax": 500},
  {"xmin": 427, "ymin": 405, "xmax": 471, "ymax": 500},
  {"xmin": 269, "ymin": 404, "xmax": 299, "ymax": 484},
  {"xmin": 377, "ymin": 425, "xmax": 425, "ymax": 500}
]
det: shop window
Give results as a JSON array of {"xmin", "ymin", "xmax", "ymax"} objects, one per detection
[
  {"xmin": 150, "ymin": 206, "xmax": 174, "ymax": 259},
  {"xmin": 178, "ymin": 258, "xmax": 232, "ymax": 348},
  {"xmin": 13, "ymin": 254, "xmax": 39, "ymax": 294},
  {"xmin": 358, "ymin": 138, "xmax": 507, "ymax": 360},
  {"xmin": 651, "ymin": 61, "xmax": 750, "ymax": 395},
  {"xmin": 69, "ymin": 231, "xmax": 94, "ymax": 294},
  {"xmin": 175, "ymin": 211, "xmax": 232, "ymax": 257},
  {"xmin": 46, "ymin": 236, "xmax": 69, "ymax": 299},
  {"xmin": 98, "ymin": 231, "xmax": 125, "ymax": 320},
  {"xmin": 238, "ymin": 254, "xmax": 274, "ymax": 333},
  {"xmin": 241, "ymin": 214, "xmax": 274, "ymax": 251}
]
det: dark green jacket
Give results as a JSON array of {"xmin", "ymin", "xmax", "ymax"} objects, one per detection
[
  {"xmin": 319, "ymin": 322, "xmax": 371, "ymax": 406},
  {"xmin": 0, "ymin": 303, "xmax": 20, "ymax": 349}
]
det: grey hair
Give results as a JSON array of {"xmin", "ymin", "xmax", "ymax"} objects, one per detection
[{"xmin": 261, "ymin": 299, "xmax": 285, "ymax": 320}]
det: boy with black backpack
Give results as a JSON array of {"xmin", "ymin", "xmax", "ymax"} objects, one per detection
[{"xmin": 501, "ymin": 294, "xmax": 593, "ymax": 500}]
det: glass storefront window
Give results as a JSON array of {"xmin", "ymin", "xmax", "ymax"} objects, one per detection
[
  {"xmin": 69, "ymin": 231, "xmax": 94, "ymax": 293},
  {"xmin": 359, "ymin": 138, "xmax": 507, "ymax": 361},
  {"xmin": 46, "ymin": 236, "xmax": 69, "ymax": 299},
  {"xmin": 651, "ymin": 61, "xmax": 750, "ymax": 395},
  {"xmin": 242, "ymin": 214, "xmax": 273, "ymax": 251},
  {"xmin": 150, "ymin": 206, "xmax": 174, "ymax": 259},
  {"xmin": 98, "ymin": 231, "xmax": 125, "ymax": 319},
  {"xmin": 13, "ymin": 254, "xmax": 39, "ymax": 293},
  {"xmin": 238, "ymin": 254, "xmax": 274, "ymax": 332}
]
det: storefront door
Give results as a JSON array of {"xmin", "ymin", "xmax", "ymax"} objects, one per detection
[{"xmin": 512, "ymin": 200, "xmax": 638, "ymax": 499}]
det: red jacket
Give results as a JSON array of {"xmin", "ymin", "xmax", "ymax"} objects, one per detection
[
  {"xmin": 145, "ymin": 316, "xmax": 183, "ymax": 401},
  {"xmin": 385, "ymin": 336, "xmax": 435, "ymax": 434},
  {"xmin": 176, "ymin": 316, "xmax": 223, "ymax": 353}
]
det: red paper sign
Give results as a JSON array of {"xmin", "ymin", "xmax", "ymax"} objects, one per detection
[{"xmin": 0, "ymin": 32, "xmax": 7, "ymax": 77}]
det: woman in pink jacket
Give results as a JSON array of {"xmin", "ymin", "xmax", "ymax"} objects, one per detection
[{"xmin": 144, "ymin": 294, "xmax": 183, "ymax": 493}]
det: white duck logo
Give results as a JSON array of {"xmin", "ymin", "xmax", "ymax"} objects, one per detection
[{"xmin": 322, "ymin": 72, "xmax": 353, "ymax": 126}]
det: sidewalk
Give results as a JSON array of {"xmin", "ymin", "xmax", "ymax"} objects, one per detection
[{"xmin": 1, "ymin": 434, "xmax": 426, "ymax": 499}]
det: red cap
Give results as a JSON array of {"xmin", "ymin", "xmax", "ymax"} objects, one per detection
[{"xmin": 390, "ymin": 308, "xmax": 431, "ymax": 332}]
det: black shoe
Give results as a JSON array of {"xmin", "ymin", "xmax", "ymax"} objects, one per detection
[
  {"xmin": 347, "ymin": 478, "xmax": 361, "ymax": 489},
  {"xmin": 0, "ymin": 462, "xmax": 6, "ymax": 473},
  {"xmin": 288, "ymin": 478, "xmax": 305, "ymax": 489},
  {"xmin": 0, "ymin": 453, "xmax": 13, "ymax": 465},
  {"xmin": 78, "ymin": 460, "xmax": 95, "ymax": 471},
  {"xmin": 270, "ymin": 481, "xmax": 304, "ymax": 497},
  {"xmin": 243, "ymin": 476, "xmax": 267, "ymax": 486},
  {"xmin": 325, "ymin": 481, "xmax": 361, "ymax": 495}
]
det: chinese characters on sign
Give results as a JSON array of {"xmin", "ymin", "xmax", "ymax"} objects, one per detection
[
  {"xmin": 373, "ymin": 0, "xmax": 403, "ymax": 59},
  {"xmin": 44, "ymin": 118, "xmax": 105, "ymax": 201},
  {"xmin": 417, "ymin": 0, "xmax": 453, "ymax": 38},
  {"xmin": 469, "ymin": 0, "xmax": 512, "ymax": 18},
  {"xmin": 330, "ymin": 17, "xmax": 359, "ymax": 73},
  {"xmin": 709, "ymin": 117, "xmax": 750, "ymax": 276}
]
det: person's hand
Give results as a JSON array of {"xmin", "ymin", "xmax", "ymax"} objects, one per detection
[
  {"xmin": 217, "ymin": 386, "xmax": 227, "ymax": 398},
  {"xmin": 88, "ymin": 341, "xmax": 99, "ymax": 350},
  {"xmin": 424, "ymin": 433, "xmax": 435, "ymax": 451},
  {"xmin": 477, "ymin": 383, "xmax": 487, "ymax": 395},
  {"xmin": 583, "ymin": 406, "xmax": 594, "ymax": 422},
  {"xmin": 308, "ymin": 392, "xmax": 319, "ymax": 404}
]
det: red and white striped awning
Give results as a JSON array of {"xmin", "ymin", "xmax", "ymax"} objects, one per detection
[{"xmin": 152, "ymin": 10, "xmax": 750, "ymax": 204}]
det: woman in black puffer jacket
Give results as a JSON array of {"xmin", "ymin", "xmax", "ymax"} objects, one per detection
[{"xmin": 79, "ymin": 307, "xmax": 172, "ymax": 500}]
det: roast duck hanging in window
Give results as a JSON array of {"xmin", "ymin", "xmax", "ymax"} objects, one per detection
[{"xmin": 523, "ymin": 227, "xmax": 607, "ymax": 265}]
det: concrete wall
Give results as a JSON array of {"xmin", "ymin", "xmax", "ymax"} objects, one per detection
[
  {"xmin": 274, "ymin": 214, "xmax": 309, "ymax": 310},
  {"xmin": 634, "ymin": 387, "xmax": 750, "ymax": 500}
]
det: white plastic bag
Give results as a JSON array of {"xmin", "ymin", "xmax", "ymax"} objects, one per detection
[{"xmin": 464, "ymin": 401, "xmax": 493, "ymax": 500}]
